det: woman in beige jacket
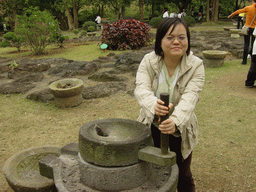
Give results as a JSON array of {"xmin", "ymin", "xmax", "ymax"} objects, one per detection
[{"xmin": 134, "ymin": 18, "xmax": 205, "ymax": 191}]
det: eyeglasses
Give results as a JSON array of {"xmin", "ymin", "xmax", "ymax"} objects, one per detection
[{"xmin": 164, "ymin": 36, "xmax": 187, "ymax": 42}]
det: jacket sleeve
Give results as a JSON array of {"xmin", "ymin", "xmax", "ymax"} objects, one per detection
[
  {"xmin": 134, "ymin": 54, "xmax": 158, "ymax": 123},
  {"xmin": 231, "ymin": 7, "xmax": 248, "ymax": 17},
  {"xmin": 171, "ymin": 60, "xmax": 205, "ymax": 134}
]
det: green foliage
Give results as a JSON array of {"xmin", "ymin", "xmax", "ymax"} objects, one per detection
[
  {"xmin": 82, "ymin": 21, "xmax": 97, "ymax": 31},
  {"xmin": 3, "ymin": 32, "xmax": 25, "ymax": 51},
  {"xmin": 88, "ymin": 26, "xmax": 96, "ymax": 32},
  {"xmin": 149, "ymin": 17, "xmax": 163, "ymax": 28},
  {"xmin": 79, "ymin": 7, "xmax": 98, "ymax": 24},
  {"xmin": 72, "ymin": 29, "xmax": 80, "ymax": 35},
  {"xmin": 101, "ymin": 19, "xmax": 152, "ymax": 50},
  {"xmin": 183, "ymin": 16, "xmax": 196, "ymax": 27},
  {"xmin": 15, "ymin": 9, "xmax": 60, "ymax": 55},
  {"xmin": 0, "ymin": 40, "xmax": 11, "ymax": 47},
  {"xmin": 50, "ymin": 30, "xmax": 65, "ymax": 48},
  {"xmin": 80, "ymin": 30, "xmax": 87, "ymax": 37}
]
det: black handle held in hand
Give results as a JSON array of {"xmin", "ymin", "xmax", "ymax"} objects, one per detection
[{"xmin": 160, "ymin": 92, "xmax": 169, "ymax": 155}]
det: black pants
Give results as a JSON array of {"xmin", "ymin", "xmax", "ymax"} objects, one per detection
[
  {"xmin": 237, "ymin": 16, "xmax": 243, "ymax": 29},
  {"xmin": 151, "ymin": 124, "xmax": 195, "ymax": 192},
  {"xmin": 245, "ymin": 55, "xmax": 256, "ymax": 86},
  {"xmin": 242, "ymin": 28, "xmax": 255, "ymax": 64}
]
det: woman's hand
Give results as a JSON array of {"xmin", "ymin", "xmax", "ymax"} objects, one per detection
[
  {"xmin": 159, "ymin": 118, "xmax": 177, "ymax": 135},
  {"xmin": 154, "ymin": 99, "xmax": 173, "ymax": 122}
]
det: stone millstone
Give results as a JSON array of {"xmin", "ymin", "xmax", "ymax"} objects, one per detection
[
  {"xmin": 203, "ymin": 50, "xmax": 228, "ymax": 68},
  {"xmin": 49, "ymin": 78, "xmax": 84, "ymax": 108},
  {"xmin": 79, "ymin": 118, "xmax": 152, "ymax": 167},
  {"xmin": 3, "ymin": 146, "xmax": 61, "ymax": 192}
]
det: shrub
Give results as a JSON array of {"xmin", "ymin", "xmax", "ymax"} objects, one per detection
[
  {"xmin": 0, "ymin": 40, "xmax": 10, "ymax": 47},
  {"xmin": 88, "ymin": 26, "xmax": 96, "ymax": 32},
  {"xmin": 15, "ymin": 9, "xmax": 60, "ymax": 55},
  {"xmin": 80, "ymin": 30, "xmax": 87, "ymax": 37},
  {"xmin": 149, "ymin": 17, "xmax": 163, "ymax": 28},
  {"xmin": 3, "ymin": 32, "xmax": 25, "ymax": 51},
  {"xmin": 101, "ymin": 19, "xmax": 152, "ymax": 50},
  {"xmin": 50, "ymin": 30, "xmax": 65, "ymax": 47},
  {"xmin": 82, "ymin": 21, "xmax": 97, "ymax": 31},
  {"xmin": 182, "ymin": 16, "xmax": 196, "ymax": 27},
  {"xmin": 72, "ymin": 29, "xmax": 80, "ymax": 35}
]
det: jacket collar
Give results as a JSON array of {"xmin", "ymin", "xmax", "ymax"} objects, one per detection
[
  {"xmin": 150, "ymin": 51, "xmax": 193, "ymax": 76},
  {"xmin": 179, "ymin": 52, "xmax": 193, "ymax": 77}
]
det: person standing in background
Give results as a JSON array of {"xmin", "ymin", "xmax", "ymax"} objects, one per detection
[
  {"xmin": 95, "ymin": 15, "xmax": 101, "ymax": 24},
  {"xmin": 237, "ymin": 12, "xmax": 245, "ymax": 29},
  {"xmin": 3, "ymin": 22, "xmax": 7, "ymax": 33},
  {"xmin": 182, "ymin": 9, "xmax": 186, "ymax": 17},
  {"xmin": 163, "ymin": 8, "xmax": 169, "ymax": 18},
  {"xmin": 169, "ymin": 11, "xmax": 176, "ymax": 18},
  {"xmin": 228, "ymin": 0, "xmax": 256, "ymax": 64},
  {"xmin": 245, "ymin": 27, "xmax": 256, "ymax": 87}
]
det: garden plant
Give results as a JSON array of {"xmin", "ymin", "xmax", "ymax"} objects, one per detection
[
  {"xmin": 15, "ymin": 9, "xmax": 60, "ymax": 55},
  {"xmin": 101, "ymin": 19, "xmax": 151, "ymax": 50},
  {"xmin": 3, "ymin": 32, "xmax": 25, "ymax": 52}
]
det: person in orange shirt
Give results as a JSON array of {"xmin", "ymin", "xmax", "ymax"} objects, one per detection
[{"xmin": 228, "ymin": 0, "xmax": 256, "ymax": 64}]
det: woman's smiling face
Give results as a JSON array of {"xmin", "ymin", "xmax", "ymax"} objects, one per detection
[{"xmin": 161, "ymin": 23, "xmax": 188, "ymax": 59}]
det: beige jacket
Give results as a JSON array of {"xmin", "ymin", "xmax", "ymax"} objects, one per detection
[{"xmin": 134, "ymin": 51, "xmax": 205, "ymax": 159}]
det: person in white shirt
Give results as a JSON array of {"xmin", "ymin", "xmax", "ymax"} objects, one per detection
[
  {"xmin": 3, "ymin": 22, "xmax": 7, "ymax": 33},
  {"xmin": 177, "ymin": 11, "xmax": 182, "ymax": 18},
  {"xmin": 95, "ymin": 16, "xmax": 101, "ymax": 24},
  {"xmin": 169, "ymin": 11, "xmax": 176, "ymax": 18},
  {"xmin": 182, "ymin": 9, "xmax": 186, "ymax": 17},
  {"xmin": 163, "ymin": 8, "xmax": 169, "ymax": 18}
]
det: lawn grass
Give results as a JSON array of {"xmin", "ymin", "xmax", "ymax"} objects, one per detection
[
  {"xmin": 0, "ymin": 23, "xmax": 256, "ymax": 191},
  {"xmin": 0, "ymin": 40, "xmax": 130, "ymax": 61},
  {"xmin": 193, "ymin": 59, "xmax": 256, "ymax": 191}
]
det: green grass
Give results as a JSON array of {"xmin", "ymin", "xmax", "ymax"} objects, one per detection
[{"xmin": 0, "ymin": 40, "xmax": 130, "ymax": 61}]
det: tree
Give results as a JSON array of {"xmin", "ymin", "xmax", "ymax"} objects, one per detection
[
  {"xmin": 212, "ymin": 0, "xmax": 219, "ymax": 22},
  {"xmin": 108, "ymin": 0, "xmax": 132, "ymax": 20},
  {"xmin": 139, "ymin": 0, "xmax": 144, "ymax": 22},
  {"xmin": 1, "ymin": 0, "xmax": 27, "ymax": 30},
  {"xmin": 206, "ymin": 0, "xmax": 210, "ymax": 22},
  {"xmin": 171, "ymin": 0, "xmax": 192, "ymax": 12},
  {"xmin": 87, "ymin": 0, "xmax": 108, "ymax": 17},
  {"xmin": 15, "ymin": 9, "xmax": 60, "ymax": 55}
]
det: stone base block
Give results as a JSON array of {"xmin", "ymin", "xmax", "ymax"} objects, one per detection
[
  {"xmin": 79, "ymin": 154, "xmax": 151, "ymax": 191},
  {"xmin": 204, "ymin": 58, "xmax": 224, "ymax": 68},
  {"xmin": 231, "ymin": 33, "xmax": 240, "ymax": 38},
  {"xmin": 54, "ymin": 93, "xmax": 82, "ymax": 108}
]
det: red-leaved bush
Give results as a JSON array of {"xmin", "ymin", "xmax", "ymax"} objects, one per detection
[{"xmin": 101, "ymin": 19, "xmax": 152, "ymax": 50}]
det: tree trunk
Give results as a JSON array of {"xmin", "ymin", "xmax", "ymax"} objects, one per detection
[
  {"xmin": 101, "ymin": 5, "xmax": 104, "ymax": 17},
  {"xmin": 151, "ymin": 3, "xmax": 155, "ymax": 17},
  {"xmin": 118, "ymin": 6, "xmax": 125, "ymax": 20},
  {"xmin": 139, "ymin": 0, "xmax": 144, "ymax": 22},
  {"xmin": 14, "ymin": 11, "xmax": 18, "ymax": 29},
  {"xmin": 73, "ymin": 0, "xmax": 78, "ymax": 29},
  {"xmin": 206, "ymin": 0, "xmax": 210, "ymax": 22},
  {"xmin": 66, "ymin": 6, "xmax": 74, "ymax": 31},
  {"xmin": 213, "ymin": 0, "xmax": 219, "ymax": 22}
]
